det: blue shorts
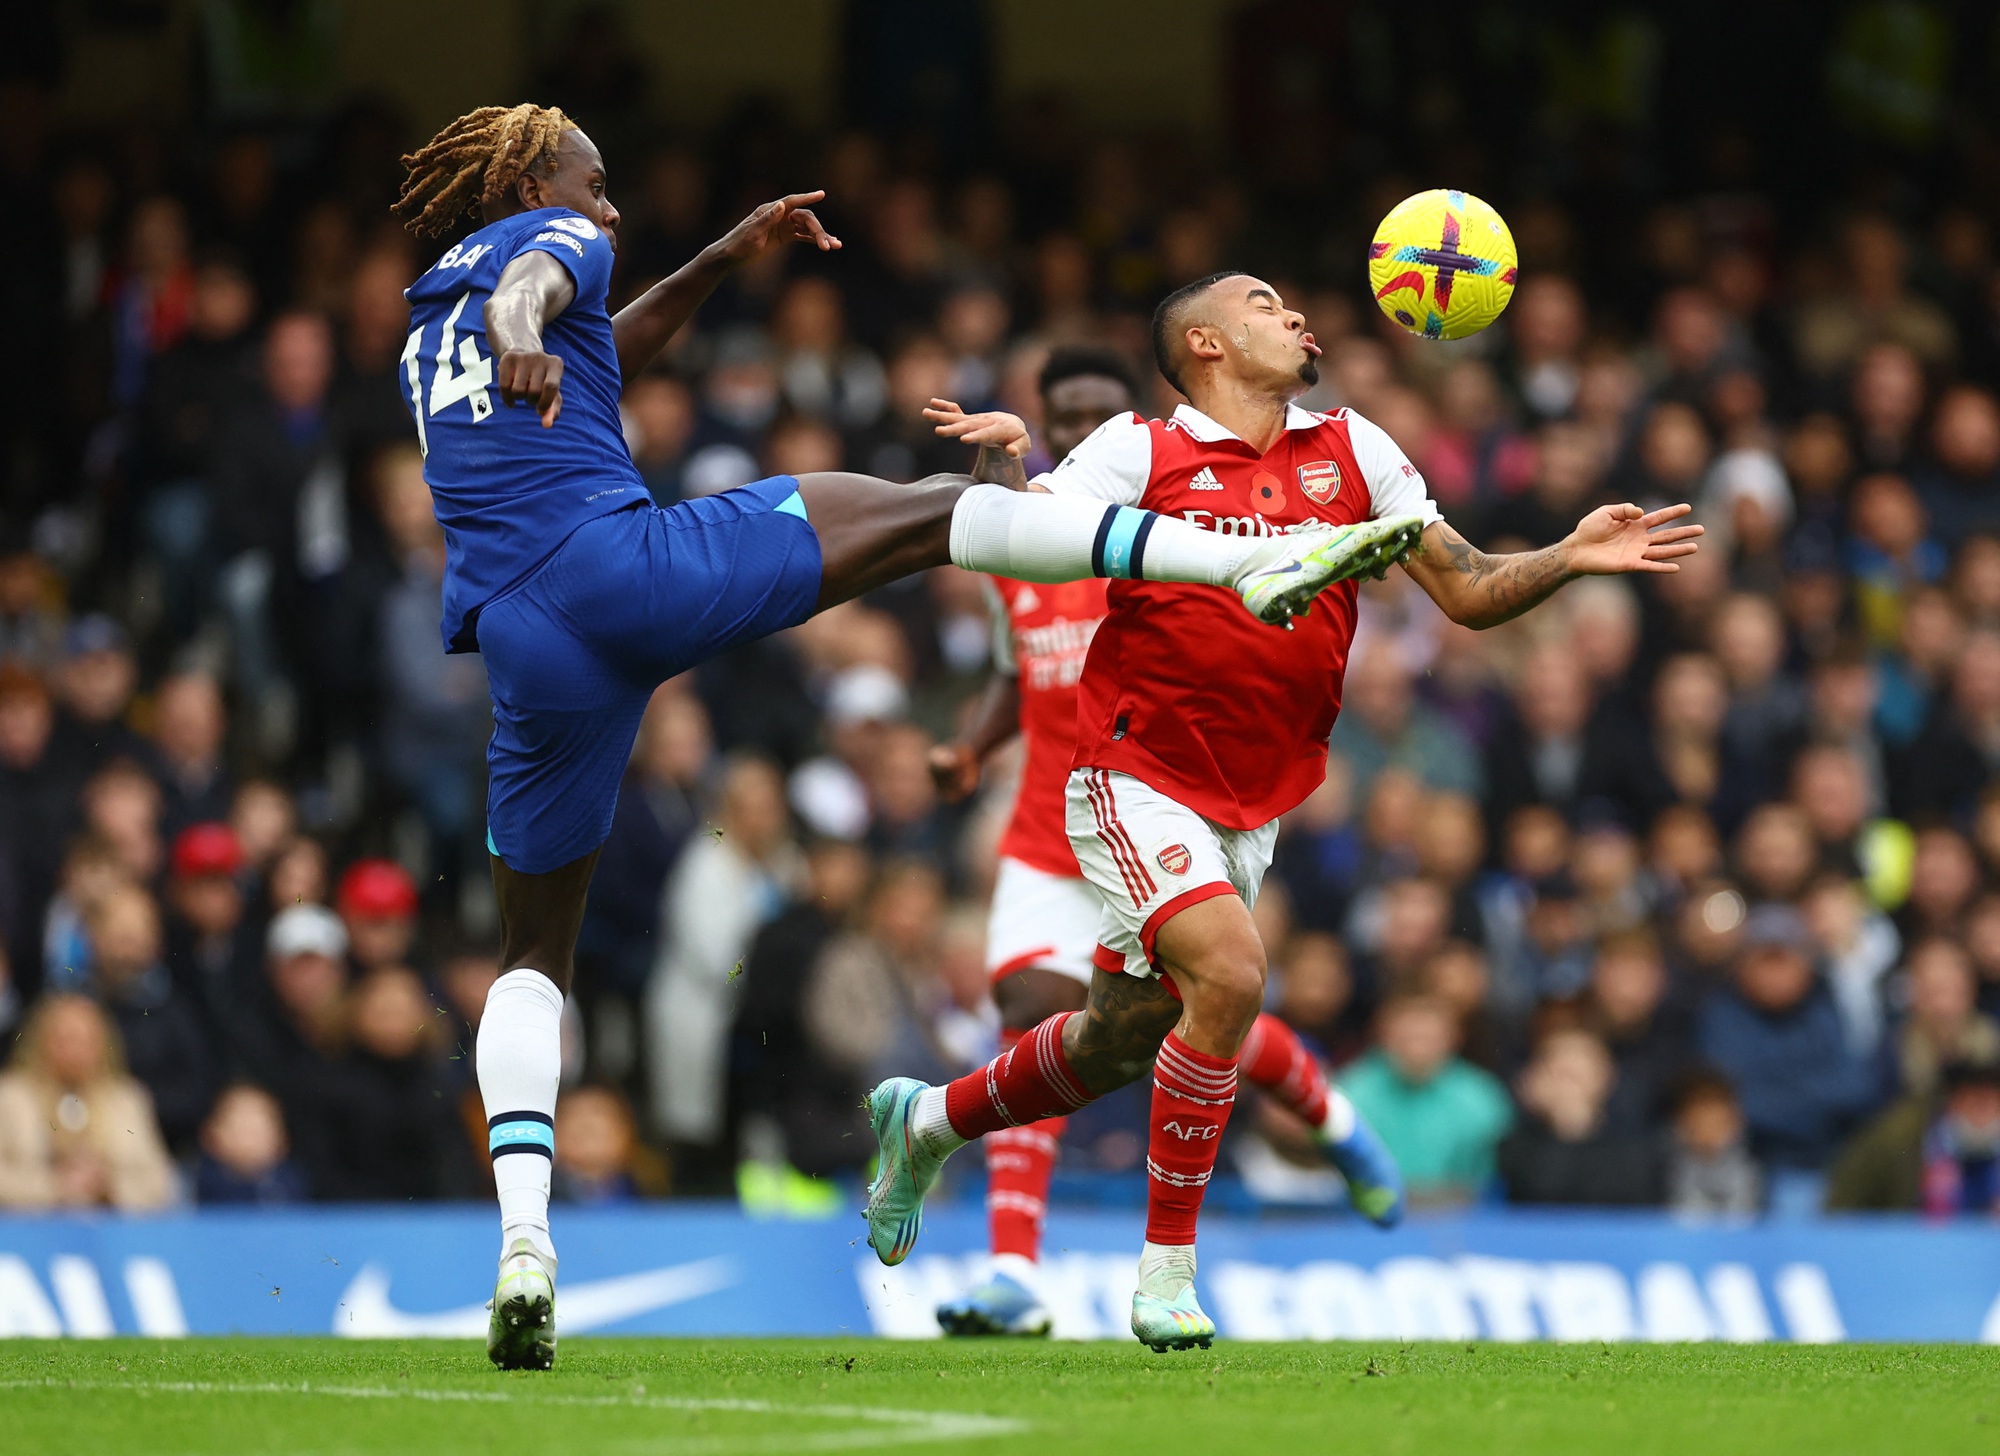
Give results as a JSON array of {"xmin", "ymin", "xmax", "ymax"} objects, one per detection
[{"xmin": 475, "ymin": 475, "xmax": 821, "ymax": 873}]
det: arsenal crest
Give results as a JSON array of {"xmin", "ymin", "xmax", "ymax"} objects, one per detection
[
  {"xmin": 1157, "ymin": 843, "xmax": 1192, "ymax": 876},
  {"xmin": 1298, "ymin": 459, "xmax": 1342, "ymax": 504}
]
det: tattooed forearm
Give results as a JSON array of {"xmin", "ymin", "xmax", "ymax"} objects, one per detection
[
  {"xmin": 1417, "ymin": 523, "xmax": 1576, "ymax": 628},
  {"xmin": 1062, "ymin": 969, "xmax": 1182, "ymax": 1094},
  {"xmin": 972, "ymin": 443, "xmax": 1029, "ymax": 492}
]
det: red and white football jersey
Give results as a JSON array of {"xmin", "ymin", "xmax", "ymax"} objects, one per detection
[
  {"xmin": 990, "ymin": 575, "xmax": 1109, "ymax": 875},
  {"xmin": 1037, "ymin": 402, "xmax": 1439, "ymax": 831}
]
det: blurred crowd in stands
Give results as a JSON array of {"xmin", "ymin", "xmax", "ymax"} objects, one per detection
[{"xmin": 6, "ymin": 4, "xmax": 2000, "ymax": 1223}]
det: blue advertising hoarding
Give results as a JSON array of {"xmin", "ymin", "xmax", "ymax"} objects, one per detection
[{"xmin": 1, "ymin": 1206, "xmax": 1996, "ymax": 1343}]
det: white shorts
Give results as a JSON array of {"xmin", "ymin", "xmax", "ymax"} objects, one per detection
[
  {"xmin": 1065, "ymin": 767, "xmax": 1279, "ymax": 979},
  {"xmin": 984, "ymin": 855, "xmax": 1101, "ymax": 987}
]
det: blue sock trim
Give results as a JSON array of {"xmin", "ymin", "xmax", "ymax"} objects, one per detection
[
  {"xmin": 1096, "ymin": 506, "xmax": 1148, "ymax": 579},
  {"xmin": 489, "ymin": 1112, "xmax": 555, "ymax": 1158},
  {"xmin": 775, "ymin": 489, "xmax": 809, "ymax": 522}
]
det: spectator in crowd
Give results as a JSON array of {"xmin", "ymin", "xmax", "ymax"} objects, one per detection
[
  {"xmin": 130, "ymin": 255, "xmax": 258, "ymax": 643},
  {"xmin": 623, "ymin": 374, "xmax": 698, "ymax": 506},
  {"xmin": 1895, "ymin": 939, "xmax": 2000, "ymax": 1097},
  {"xmin": 1328, "ymin": 641, "xmax": 1481, "ymax": 799},
  {"xmin": 194, "ymin": 1083, "xmax": 308, "ymax": 1204},
  {"xmin": 208, "ymin": 311, "xmax": 341, "ymax": 734},
  {"xmin": 47, "ymin": 615, "xmax": 147, "ymax": 779},
  {"xmin": 645, "ymin": 755, "xmax": 801, "ymax": 1167},
  {"xmin": 1581, "ymin": 929, "xmax": 1695, "ymax": 1135},
  {"xmin": 0, "ymin": 994, "xmax": 176, "ymax": 1211},
  {"xmin": 552, "ymin": 1086, "xmax": 660, "ymax": 1204},
  {"xmin": 1697, "ymin": 905, "xmax": 1884, "ymax": 1208},
  {"xmin": 151, "ymin": 671, "xmax": 232, "ymax": 838},
  {"xmin": 317, "ymin": 965, "xmax": 478, "ymax": 1201},
  {"xmin": 335, "ymin": 858, "xmax": 420, "ymax": 974},
  {"xmin": 734, "ymin": 837, "xmax": 874, "ymax": 1176},
  {"xmin": 1914, "ymin": 385, "xmax": 2000, "ymax": 540},
  {"xmin": 804, "ymin": 860, "xmax": 977, "ymax": 1113},
  {"xmin": 1665, "ymin": 1072, "xmax": 1763, "ymax": 1217},
  {"xmin": 1339, "ymin": 993, "xmax": 1513, "ymax": 1206},
  {"xmin": 577, "ymin": 686, "xmax": 710, "ymax": 1084},
  {"xmin": 1802, "ymin": 872, "xmax": 1902, "ymax": 1061},
  {"xmin": 83, "ymin": 880, "xmax": 217, "ymax": 1152},
  {"xmin": 370, "ymin": 445, "xmax": 490, "ymax": 889},
  {"xmin": 163, "ymin": 821, "xmax": 258, "ymax": 1032},
  {"xmin": 1500, "ymin": 1027, "xmax": 1664, "ymax": 1206},
  {"xmin": 0, "ymin": 666, "xmax": 76, "ymax": 986},
  {"xmin": 233, "ymin": 904, "xmax": 350, "ymax": 1175},
  {"xmin": 1828, "ymin": 1057, "xmax": 2000, "ymax": 1215}
]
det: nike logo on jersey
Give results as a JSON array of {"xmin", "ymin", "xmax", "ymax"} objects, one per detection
[{"xmin": 1188, "ymin": 467, "xmax": 1224, "ymax": 490}]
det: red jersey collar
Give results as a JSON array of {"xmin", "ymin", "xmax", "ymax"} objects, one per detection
[{"xmin": 1169, "ymin": 401, "xmax": 1327, "ymax": 445}]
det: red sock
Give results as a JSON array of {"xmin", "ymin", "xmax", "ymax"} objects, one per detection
[
  {"xmin": 983, "ymin": 1029, "xmax": 1068, "ymax": 1261},
  {"xmin": 1237, "ymin": 1013, "xmax": 1329, "ymax": 1127},
  {"xmin": 944, "ymin": 1012, "xmax": 1093, "ymax": 1140},
  {"xmin": 1146, "ymin": 1032, "xmax": 1238, "ymax": 1244}
]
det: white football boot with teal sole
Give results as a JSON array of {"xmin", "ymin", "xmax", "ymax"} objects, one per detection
[
  {"xmin": 864, "ymin": 1077, "xmax": 954, "ymax": 1266},
  {"xmin": 486, "ymin": 1238, "xmax": 556, "ymax": 1371},
  {"xmin": 1234, "ymin": 513, "xmax": 1429, "ymax": 627},
  {"xmin": 937, "ymin": 1270, "xmax": 1055, "ymax": 1337},
  {"xmin": 1131, "ymin": 1284, "xmax": 1217, "ymax": 1352}
]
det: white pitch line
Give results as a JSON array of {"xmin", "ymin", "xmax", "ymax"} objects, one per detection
[{"xmin": 0, "ymin": 1377, "xmax": 1024, "ymax": 1449}]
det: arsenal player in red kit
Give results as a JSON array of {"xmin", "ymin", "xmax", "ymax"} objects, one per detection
[
  {"xmin": 920, "ymin": 347, "xmax": 1407, "ymax": 1339},
  {"xmin": 869, "ymin": 272, "xmax": 1703, "ymax": 1350}
]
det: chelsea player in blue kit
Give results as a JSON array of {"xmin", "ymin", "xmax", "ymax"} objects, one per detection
[{"xmin": 391, "ymin": 102, "xmax": 1426, "ymax": 1369}]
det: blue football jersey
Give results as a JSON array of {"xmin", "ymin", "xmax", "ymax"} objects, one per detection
[{"xmin": 401, "ymin": 207, "xmax": 645, "ymax": 650}]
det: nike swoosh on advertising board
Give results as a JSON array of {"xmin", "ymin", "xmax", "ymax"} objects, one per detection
[{"xmin": 332, "ymin": 1256, "xmax": 737, "ymax": 1338}]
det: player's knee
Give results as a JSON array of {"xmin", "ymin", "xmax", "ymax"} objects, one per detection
[{"xmin": 1179, "ymin": 937, "xmax": 1267, "ymax": 1043}]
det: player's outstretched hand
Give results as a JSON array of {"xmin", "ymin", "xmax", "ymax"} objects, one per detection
[
  {"xmin": 497, "ymin": 349, "xmax": 565, "ymax": 428},
  {"xmin": 927, "ymin": 741, "xmax": 983, "ymax": 801},
  {"xmin": 717, "ymin": 191, "xmax": 842, "ymax": 267},
  {"xmin": 923, "ymin": 399, "xmax": 1030, "ymax": 457},
  {"xmin": 1565, "ymin": 502, "xmax": 1704, "ymax": 574}
]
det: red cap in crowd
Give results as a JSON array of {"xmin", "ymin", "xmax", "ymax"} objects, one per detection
[
  {"xmin": 336, "ymin": 858, "xmax": 419, "ymax": 920},
  {"xmin": 172, "ymin": 822, "xmax": 243, "ymax": 880}
]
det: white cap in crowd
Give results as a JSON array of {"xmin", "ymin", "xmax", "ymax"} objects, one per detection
[{"xmin": 267, "ymin": 904, "xmax": 350, "ymax": 961}]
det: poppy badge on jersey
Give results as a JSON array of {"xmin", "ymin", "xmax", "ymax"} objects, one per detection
[
  {"xmin": 1298, "ymin": 459, "xmax": 1342, "ymax": 504},
  {"xmin": 1252, "ymin": 470, "xmax": 1288, "ymax": 513},
  {"xmin": 1157, "ymin": 843, "xmax": 1192, "ymax": 876}
]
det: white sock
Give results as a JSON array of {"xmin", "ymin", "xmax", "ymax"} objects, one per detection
[
  {"xmin": 478, "ymin": 967, "xmax": 564, "ymax": 1263},
  {"xmin": 911, "ymin": 1084, "xmax": 968, "ymax": 1158},
  {"xmin": 992, "ymin": 1252, "xmax": 1040, "ymax": 1284},
  {"xmin": 948, "ymin": 484, "xmax": 1275, "ymax": 587},
  {"xmin": 1321, "ymin": 1086, "xmax": 1358, "ymax": 1142},
  {"xmin": 1136, "ymin": 1240, "xmax": 1197, "ymax": 1299}
]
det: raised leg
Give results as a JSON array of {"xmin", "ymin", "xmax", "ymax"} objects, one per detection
[{"xmin": 794, "ymin": 470, "xmax": 1372, "ymax": 626}]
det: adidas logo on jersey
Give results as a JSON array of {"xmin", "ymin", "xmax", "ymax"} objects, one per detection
[{"xmin": 1188, "ymin": 467, "xmax": 1223, "ymax": 490}]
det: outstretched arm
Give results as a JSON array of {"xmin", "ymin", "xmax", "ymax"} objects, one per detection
[
  {"xmin": 1403, "ymin": 502, "xmax": 1703, "ymax": 629},
  {"xmin": 611, "ymin": 191, "xmax": 839, "ymax": 382},
  {"xmin": 486, "ymin": 251, "xmax": 578, "ymax": 428}
]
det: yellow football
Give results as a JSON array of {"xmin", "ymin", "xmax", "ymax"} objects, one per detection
[{"xmin": 1368, "ymin": 189, "xmax": 1518, "ymax": 340}]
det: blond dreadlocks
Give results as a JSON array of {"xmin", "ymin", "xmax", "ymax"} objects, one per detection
[{"xmin": 394, "ymin": 103, "xmax": 577, "ymax": 239}]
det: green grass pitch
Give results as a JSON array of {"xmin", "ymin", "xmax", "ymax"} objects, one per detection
[{"xmin": 3, "ymin": 1338, "xmax": 1996, "ymax": 1455}]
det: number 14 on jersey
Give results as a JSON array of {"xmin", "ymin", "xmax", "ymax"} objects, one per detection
[{"xmin": 401, "ymin": 291, "xmax": 495, "ymax": 456}]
